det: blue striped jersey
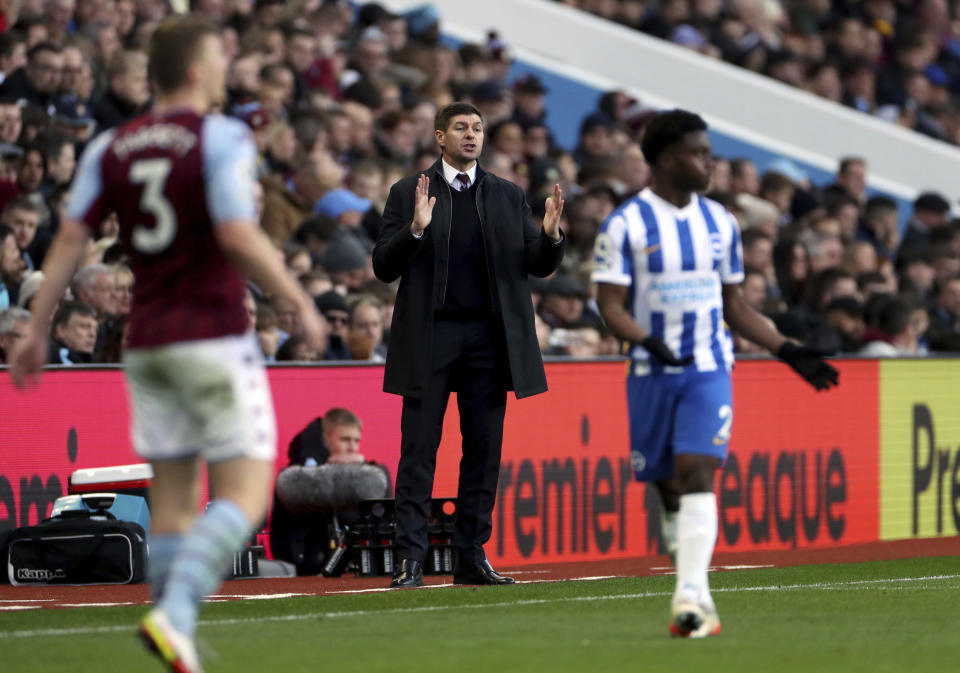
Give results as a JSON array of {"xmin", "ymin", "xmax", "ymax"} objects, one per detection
[{"xmin": 591, "ymin": 187, "xmax": 744, "ymax": 374}]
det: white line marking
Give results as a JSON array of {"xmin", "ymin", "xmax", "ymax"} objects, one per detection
[
  {"xmin": 208, "ymin": 593, "xmax": 310, "ymax": 601},
  {"xmin": 0, "ymin": 606, "xmax": 42, "ymax": 611},
  {"xmin": 1, "ymin": 574, "xmax": 957, "ymax": 639},
  {"xmin": 58, "ymin": 603, "xmax": 138, "ymax": 608},
  {"xmin": 0, "ymin": 600, "xmax": 54, "ymax": 603}
]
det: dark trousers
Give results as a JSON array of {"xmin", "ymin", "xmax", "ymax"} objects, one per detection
[{"xmin": 394, "ymin": 318, "xmax": 507, "ymax": 564}]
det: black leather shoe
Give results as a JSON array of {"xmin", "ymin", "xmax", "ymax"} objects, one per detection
[
  {"xmin": 453, "ymin": 558, "xmax": 515, "ymax": 585},
  {"xmin": 390, "ymin": 559, "xmax": 423, "ymax": 588}
]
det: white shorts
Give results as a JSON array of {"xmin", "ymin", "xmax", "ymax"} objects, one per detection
[{"xmin": 123, "ymin": 333, "xmax": 276, "ymax": 463}]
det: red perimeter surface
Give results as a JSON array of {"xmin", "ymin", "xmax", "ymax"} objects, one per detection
[{"xmin": 1, "ymin": 537, "xmax": 957, "ymax": 610}]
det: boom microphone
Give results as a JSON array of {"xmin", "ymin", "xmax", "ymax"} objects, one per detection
[{"xmin": 275, "ymin": 464, "xmax": 389, "ymax": 513}]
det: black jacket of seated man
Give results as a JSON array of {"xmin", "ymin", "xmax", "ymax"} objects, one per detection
[
  {"xmin": 269, "ymin": 418, "xmax": 392, "ymax": 575},
  {"xmin": 373, "ymin": 102, "xmax": 565, "ymax": 580}
]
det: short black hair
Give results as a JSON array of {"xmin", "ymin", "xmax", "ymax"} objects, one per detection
[
  {"xmin": 640, "ymin": 109, "xmax": 707, "ymax": 167},
  {"xmin": 434, "ymin": 102, "xmax": 482, "ymax": 132},
  {"xmin": 51, "ymin": 300, "xmax": 96, "ymax": 335}
]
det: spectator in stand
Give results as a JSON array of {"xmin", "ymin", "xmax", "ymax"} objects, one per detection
[
  {"xmin": 48, "ymin": 300, "xmax": 98, "ymax": 364},
  {"xmin": 573, "ymin": 112, "xmax": 615, "ymax": 166},
  {"xmin": 824, "ymin": 297, "xmax": 866, "ymax": 353},
  {"xmin": 0, "ymin": 223, "xmax": 23, "ymax": 307},
  {"xmin": 314, "ymin": 290, "xmax": 352, "ymax": 360},
  {"xmin": 758, "ymin": 171, "xmax": 795, "ymax": 223},
  {"xmin": 901, "ymin": 192, "xmax": 951, "ymax": 253},
  {"xmin": 90, "ymin": 50, "xmax": 150, "ymax": 130},
  {"xmin": 512, "ymin": 73, "xmax": 549, "ymax": 129},
  {"xmin": 729, "ymin": 157, "xmax": 759, "ymax": 196},
  {"xmin": 0, "ymin": 32, "xmax": 27, "ymax": 87},
  {"xmin": 260, "ymin": 154, "xmax": 342, "ymax": 244},
  {"xmin": 860, "ymin": 295, "xmax": 923, "ymax": 356},
  {"xmin": 803, "ymin": 230, "xmax": 845, "ymax": 273},
  {"xmin": 538, "ymin": 273, "xmax": 592, "ymax": 329},
  {"xmin": 926, "ymin": 274, "xmax": 960, "ymax": 351},
  {"xmin": 2, "ymin": 197, "xmax": 42, "ymax": 271},
  {"xmin": 825, "ymin": 156, "xmax": 868, "ymax": 205},
  {"xmin": 857, "ymin": 195, "xmax": 900, "ymax": 260},
  {"xmin": 0, "ymin": 43, "xmax": 63, "ymax": 115},
  {"xmin": 71, "ymin": 262, "xmax": 117, "ymax": 320},
  {"xmin": 0, "ymin": 305, "xmax": 29, "ymax": 363},
  {"xmin": 347, "ymin": 294, "xmax": 387, "ymax": 362},
  {"xmin": 37, "ymin": 132, "xmax": 76, "ymax": 200}
]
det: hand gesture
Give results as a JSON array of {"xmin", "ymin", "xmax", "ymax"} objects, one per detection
[
  {"xmin": 641, "ymin": 335, "xmax": 694, "ymax": 367},
  {"xmin": 411, "ymin": 174, "xmax": 436, "ymax": 236},
  {"xmin": 9, "ymin": 325, "xmax": 48, "ymax": 389},
  {"xmin": 542, "ymin": 183, "xmax": 564, "ymax": 241},
  {"xmin": 776, "ymin": 341, "xmax": 839, "ymax": 391}
]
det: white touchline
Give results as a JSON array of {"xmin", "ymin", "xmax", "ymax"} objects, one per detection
[{"xmin": 1, "ymin": 574, "xmax": 957, "ymax": 640}]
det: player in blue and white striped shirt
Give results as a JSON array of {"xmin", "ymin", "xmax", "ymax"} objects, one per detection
[{"xmin": 592, "ymin": 110, "xmax": 838, "ymax": 639}]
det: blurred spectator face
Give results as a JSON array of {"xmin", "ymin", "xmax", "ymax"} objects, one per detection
[
  {"xmin": 6, "ymin": 206, "xmax": 39, "ymax": 251},
  {"xmin": 99, "ymin": 211, "xmax": 119, "ymax": 238},
  {"xmin": 710, "ymin": 157, "xmax": 731, "ymax": 192},
  {"xmin": 112, "ymin": 266, "xmax": 133, "ymax": 316},
  {"xmin": 743, "ymin": 237, "xmax": 773, "ymax": 273},
  {"xmin": 286, "ymin": 33, "xmax": 315, "ymax": 74},
  {"xmin": 350, "ymin": 303, "xmax": 383, "ymax": 349},
  {"xmin": 46, "ymin": 0, "xmax": 76, "ymax": 32},
  {"xmin": 811, "ymin": 216, "xmax": 841, "ymax": 238},
  {"xmin": 258, "ymin": 82, "xmax": 286, "ymax": 117},
  {"xmin": 115, "ymin": 0, "xmax": 137, "ymax": 38},
  {"xmin": 0, "ymin": 231, "xmax": 24, "ymax": 282},
  {"xmin": 824, "ymin": 276, "xmax": 861, "ymax": 307},
  {"xmin": 274, "ymin": 296, "xmax": 301, "ymax": 336},
  {"xmin": 61, "ymin": 47, "xmax": 94, "ymax": 99},
  {"xmin": 381, "ymin": 16, "xmax": 408, "ymax": 53},
  {"xmin": 262, "ymin": 29, "xmax": 286, "ymax": 66},
  {"xmin": 193, "ymin": 0, "xmax": 225, "ymax": 23},
  {"xmin": 409, "ymin": 100, "xmax": 438, "ymax": 149},
  {"xmin": 322, "ymin": 305, "xmax": 350, "ymax": 339},
  {"xmin": 861, "ymin": 275, "xmax": 896, "ymax": 301},
  {"xmin": 847, "ymin": 241, "xmax": 878, "ymax": 275},
  {"xmin": 430, "ymin": 47, "xmax": 457, "ymax": 85},
  {"xmin": 826, "ymin": 306, "xmax": 865, "ymax": 344},
  {"xmin": 580, "ymin": 125, "xmax": 613, "ymax": 160},
  {"xmin": 112, "ymin": 61, "xmax": 150, "ymax": 106},
  {"xmin": 835, "ymin": 18, "xmax": 866, "ymax": 59},
  {"xmin": 903, "ymin": 259, "xmax": 935, "ymax": 294},
  {"xmin": 514, "ymin": 90, "xmax": 544, "ymax": 120},
  {"xmin": 790, "ymin": 241, "xmax": 809, "ymax": 283},
  {"xmin": 492, "ymin": 121, "xmax": 523, "ymax": 159},
  {"xmin": 27, "ymin": 48, "xmax": 64, "ymax": 96},
  {"xmin": 286, "ymin": 249, "xmax": 311, "ymax": 275},
  {"xmin": 380, "ymin": 82, "xmax": 402, "ymax": 113},
  {"xmin": 939, "ymin": 277, "xmax": 960, "ymax": 319},
  {"xmin": 524, "ymin": 124, "xmax": 550, "ymax": 160},
  {"xmin": 96, "ymin": 26, "xmax": 121, "ymax": 65},
  {"xmin": 87, "ymin": 269, "xmax": 118, "ymax": 316},
  {"xmin": 730, "ymin": 159, "xmax": 758, "ymax": 195},
  {"xmin": 904, "ymin": 72, "xmax": 931, "ymax": 108},
  {"xmin": 354, "ymin": 38, "xmax": 389, "ymax": 77},
  {"xmin": 837, "ymin": 160, "xmax": 867, "ymax": 201},
  {"xmin": 810, "ymin": 64, "xmax": 842, "ymax": 102},
  {"xmin": 742, "ymin": 272, "xmax": 767, "ymax": 310},
  {"xmin": 242, "ymin": 288, "xmax": 256, "ymax": 330},
  {"xmin": 18, "ymin": 149, "xmax": 44, "ymax": 193},
  {"xmin": 347, "ymin": 165, "xmax": 384, "ymax": 202},
  {"xmin": 0, "ymin": 39, "xmax": 26, "ymax": 76},
  {"xmin": 228, "ymin": 53, "xmax": 261, "ymax": 98},
  {"xmin": 324, "ymin": 422, "xmax": 362, "ymax": 463},
  {"xmin": 0, "ymin": 313, "xmax": 30, "ymax": 359},
  {"xmin": 809, "ymin": 234, "xmax": 844, "ymax": 272},
  {"xmin": 326, "ymin": 112, "xmax": 353, "ymax": 155},
  {"xmin": 342, "ymin": 101, "xmax": 375, "ymax": 154},
  {"xmin": 542, "ymin": 293, "xmax": 584, "ymax": 325},
  {"xmin": 835, "ymin": 202, "xmax": 860, "ymax": 242},
  {"xmin": 56, "ymin": 310, "xmax": 98, "ymax": 353},
  {"xmin": 47, "ymin": 142, "xmax": 76, "ymax": 185},
  {"xmin": 268, "ymin": 122, "xmax": 297, "ymax": 164},
  {"xmin": 264, "ymin": 65, "xmax": 295, "ymax": 106}
]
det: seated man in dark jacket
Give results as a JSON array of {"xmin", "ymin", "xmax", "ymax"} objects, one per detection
[{"xmin": 269, "ymin": 408, "xmax": 391, "ymax": 575}]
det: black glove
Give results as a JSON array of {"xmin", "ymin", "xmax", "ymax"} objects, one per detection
[
  {"xmin": 776, "ymin": 341, "xmax": 839, "ymax": 391},
  {"xmin": 641, "ymin": 335, "xmax": 694, "ymax": 367}
]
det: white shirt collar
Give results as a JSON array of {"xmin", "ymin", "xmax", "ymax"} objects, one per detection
[
  {"xmin": 642, "ymin": 186, "xmax": 699, "ymax": 216},
  {"xmin": 441, "ymin": 158, "xmax": 477, "ymax": 189}
]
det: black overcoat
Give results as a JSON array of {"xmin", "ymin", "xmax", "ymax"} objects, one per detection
[{"xmin": 373, "ymin": 159, "xmax": 564, "ymax": 399}]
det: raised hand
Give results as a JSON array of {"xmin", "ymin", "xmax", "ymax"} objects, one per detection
[
  {"xmin": 542, "ymin": 183, "xmax": 564, "ymax": 241},
  {"xmin": 411, "ymin": 174, "xmax": 437, "ymax": 236}
]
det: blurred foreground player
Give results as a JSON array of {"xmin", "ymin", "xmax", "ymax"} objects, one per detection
[
  {"xmin": 592, "ymin": 110, "xmax": 838, "ymax": 638},
  {"xmin": 10, "ymin": 15, "xmax": 325, "ymax": 673}
]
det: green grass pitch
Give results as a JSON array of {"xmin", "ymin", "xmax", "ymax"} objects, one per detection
[{"xmin": 2, "ymin": 556, "xmax": 958, "ymax": 672}]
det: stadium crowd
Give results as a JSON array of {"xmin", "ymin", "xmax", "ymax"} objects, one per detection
[
  {"xmin": 0, "ymin": 0, "xmax": 958, "ymax": 367},
  {"xmin": 567, "ymin": 0, "xmax": 960, "ymax": 146}
]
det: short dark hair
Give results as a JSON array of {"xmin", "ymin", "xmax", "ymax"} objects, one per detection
[
  {"xmin": 2, "ymin": 196, "xmax": 39, "ymax": 220},
  {"xmin": 864, "ymin": 195, "xmax": 897, "ymax": 219},
  {"xmin": 640, "ymin": 109, "xmax": 707, "ymax": 167},
  {"xmin": 838, "ymin": 156, "xmax": 865, "ymax": 174},
  {"xmin": 27, "ymin": 42, "xmax": 61, "ymax": 63},
  {"xmin": 149, "ymin": 15, "xmax": 220, "ymax": 94},
  {"xmin": 741, "ymin": 228, "xmax": 772, "ymax": 249},
  {"xmin": 51, "ymin": 300, "xmax": 96, "ymax": 335},
  {"xmin": 434, "ymin": 102, "xmax": 482, "ymax": 132},
  {"xmin": 323, "ymin": 407, "xmax": 362, "ymax": 430},
  {"xmin": 759, "ymin": 171, "xmax": 794, "ymax": 195}
]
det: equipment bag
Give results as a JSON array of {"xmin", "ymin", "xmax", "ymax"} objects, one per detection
[{"xmin": 7, "ymin": 514, "xmax": 147, "ymax": 586}]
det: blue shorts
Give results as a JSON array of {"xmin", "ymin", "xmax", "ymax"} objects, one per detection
[{"xmin": 627, "ymin": 367, "xmax": 732, "ymax": 482}]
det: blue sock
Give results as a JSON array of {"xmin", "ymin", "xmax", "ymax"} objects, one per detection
[
  {"xmin": 158, "ymin": 500, "xmax": 251, "ymax": 636},
  {"xmin": 147, "ymin": 534, "xmax": 183, "ymax": 602}
]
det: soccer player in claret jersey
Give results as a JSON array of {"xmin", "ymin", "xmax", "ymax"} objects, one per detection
[
  {"xmin": 10, "ymin": 16, "xmax": 325, "ymax": 673},
  {"xmin": 592, "ymin": 110, "xmax": 838, "ymax": 638}
]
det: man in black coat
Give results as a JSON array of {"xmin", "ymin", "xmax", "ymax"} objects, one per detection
[{"xmin": 373, "ymin": 101, "xmax": 565, "ymax": 587}]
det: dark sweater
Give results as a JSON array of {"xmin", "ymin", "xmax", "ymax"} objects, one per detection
[{"xmin": 441, "ymin": 181, "xmax": 492, "ymax": 317}]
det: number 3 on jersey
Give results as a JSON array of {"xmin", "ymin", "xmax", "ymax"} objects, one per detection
[{"xmin": 130, "ymin": 158, "xmax": 177, "ymax": 253}]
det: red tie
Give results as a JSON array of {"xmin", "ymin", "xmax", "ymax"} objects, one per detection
[{"xmin": 455, "ymin": 172, "xmax": 469, "ymax": 191}]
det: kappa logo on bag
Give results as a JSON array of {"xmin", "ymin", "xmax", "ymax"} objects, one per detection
[{"xmin": 16, "ymin": 567, "xmax": 67, "ymax": 582}]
